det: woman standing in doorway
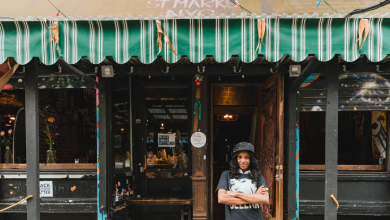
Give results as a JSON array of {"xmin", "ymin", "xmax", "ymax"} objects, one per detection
[{"xmin": 216, "ymin": 142, "xmax": 269, "ymax": 220}]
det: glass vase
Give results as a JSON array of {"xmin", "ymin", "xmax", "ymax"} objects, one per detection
[
  {"xmin": 46, "ymin": 149, "xmax": 57, "ymax": 164},
  {"xmin": 4, "ymin": 146, "xmax": 11, "ymax": 163}
]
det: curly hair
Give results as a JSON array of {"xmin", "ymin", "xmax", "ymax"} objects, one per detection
[{"xmin": 229, "ymin": 150, "xmax": 260, "ymax": 183}]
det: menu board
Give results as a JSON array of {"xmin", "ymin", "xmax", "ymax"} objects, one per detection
[{"xmin": 158, "ymin": 133, "xmax": 175, "ymax": 147}]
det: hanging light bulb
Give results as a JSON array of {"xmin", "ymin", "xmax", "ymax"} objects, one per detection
[
  {"xmin": 242, "ymin": 75, "xmax": 244, "ymax": 78},
  {"xmin": 148, "ymin": 75, "xmax": 151, "ymax": 79},
  {"xmin": 56, "ymin": 10, "xmax": 60, "ymax": 16}
]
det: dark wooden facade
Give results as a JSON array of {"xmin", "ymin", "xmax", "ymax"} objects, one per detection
[{"xmin": 0, "ymin": 55, "xmax": 390, "ymax": 220}]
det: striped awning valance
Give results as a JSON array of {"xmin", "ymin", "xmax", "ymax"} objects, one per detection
[{"xmin": 1, "ymin": 17, "xmax": 389, "ymax": 65}]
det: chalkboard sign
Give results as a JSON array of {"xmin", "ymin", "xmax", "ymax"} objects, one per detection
[{"xmin": 190, "ymin": 132, "xmax": 206, "ymax": 148}]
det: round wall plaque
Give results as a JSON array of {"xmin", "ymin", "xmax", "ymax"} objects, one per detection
[{"xmin": 190, "ymin": 132, "xmax": 206, "ymax": 148}]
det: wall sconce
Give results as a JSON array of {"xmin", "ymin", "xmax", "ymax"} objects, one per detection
[
  {"xmin": 289, "ymin": 65, "xmax": 301, "ymax": 77},
  {"xmin": 101, "ymin": 65, "xmax": 114, "ymax": 77}
]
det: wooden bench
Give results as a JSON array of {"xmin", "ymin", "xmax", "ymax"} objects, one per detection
[{"xmin": 126, "ymin": 198, "xmax": 192, "ymax": 220}]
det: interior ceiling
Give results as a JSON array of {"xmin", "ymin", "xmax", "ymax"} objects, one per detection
[
  {"xmin": 146, "ymin": 88, "xmax": 188, "ymax": 122},
  {"xmin": 214, "ymin": 85, "xmax": 258, "ymax": 106},
  {"xmin": 0, "ymin": 92, "xmax": 24, "ymax": 118}
]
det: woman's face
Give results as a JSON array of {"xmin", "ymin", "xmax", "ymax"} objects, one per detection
[{"xmin": 237, "ymin": 151, "xmax": 251, "ymax": 172}]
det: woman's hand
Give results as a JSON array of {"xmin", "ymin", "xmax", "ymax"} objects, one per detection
[
  {"xmin": 217, "ymin": 189, "xmax": 249, "ymax": 205},
  {"xmin": 226, "ymin": 190, "xmax": 238, "ymax": 197},
  {"xmin": 256, "ymin": 185, "xmax": 269, "ymax": 195}
]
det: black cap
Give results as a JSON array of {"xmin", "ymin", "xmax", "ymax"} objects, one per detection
[{"xmin": 233, "ymin": 142, "xmax": 255, "ymax": 154}]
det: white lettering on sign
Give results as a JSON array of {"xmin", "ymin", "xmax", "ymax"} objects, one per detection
[
  {"xmin": 201, "ymin": 0, "xmax": 213, "ymax": 8},
  {"xmin": 40, "ymin": 181, "xmax": 53, "ymax": 197},
  {"xmin": 174, "ymin": 0, "xmax": 188, "ymax": 8},
  {"xmin": 147, "ymin": 0, "xmax": 160, "ymax": 8},
  {"xmin": 185, "ymin": 9, "xmax": 199, "ymax": 16},
  {"xmin": 215, "ymin": 0, "xmax": 226, "ymax": 8},
  {"xmin": 145, "ymin": 0, "xmax": 237, "ymax": 17},
  {"xmin": 160, "ymin": 0, "xmax": 171, "ymax": 8},
  {"xmin": 188, "ymin": 0, "xmax": 201, "ymax": 8},
  {"xmin": 191, "ymin": 132, "xmax": 206, "ymax": 148}
]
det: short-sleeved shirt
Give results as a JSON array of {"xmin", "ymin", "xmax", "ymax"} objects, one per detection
[{"xmin": 216, "ymin": 170, "xmax": 267, "ymax": 220}]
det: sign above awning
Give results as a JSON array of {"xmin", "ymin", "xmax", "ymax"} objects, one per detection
[{"xmin": 1, "ymin": 17, "xmax": 389, "ymax": 65}]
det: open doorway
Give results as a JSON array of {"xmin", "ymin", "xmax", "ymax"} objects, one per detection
[
  {"xmin": 210, "ymin": 75, "xmax": 284, "ymax": 220},
  {"xmin": 212, "ymin": 112, "xmax": 255, "ymax": 220}
]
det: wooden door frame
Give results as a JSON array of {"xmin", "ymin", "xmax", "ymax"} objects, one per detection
[
  {"xmin": 258, "ymin": 74, "xmax": 284, "ymax": 220},
  {"xmin": 210, "ymin": 83, "xmax": 256, "ymax": 220},
  {"xmin": 209, "ymin": 80, "xmax": 284, "ymax": 220}
]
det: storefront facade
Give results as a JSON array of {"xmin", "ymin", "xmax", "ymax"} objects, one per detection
[{"xmin": 0, "ymin": 13, "xmax": 389, "ymax": 220}]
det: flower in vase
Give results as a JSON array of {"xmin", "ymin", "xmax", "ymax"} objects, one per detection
[
  {"xmin": 1, "ymin": 129, "xmax": 13, "ymax": 147},
  {"xmin": 42, "ymin": 115, "xmax": 59, "ymax": 150}
]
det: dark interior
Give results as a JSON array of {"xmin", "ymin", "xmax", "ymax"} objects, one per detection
[
  {"xmin": 212, "ymin": 113, "xmax": 253, "ymax": 220},
  {"xmin": 300, "ymin": 111, "xmax": 386, "ymax": 165}
]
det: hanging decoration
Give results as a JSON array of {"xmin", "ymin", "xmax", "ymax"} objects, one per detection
[
  {"xmin": 193, "ymin": 98, "xmax": 201, "ymax": 122},
  {"xmin": 155, "ymin": 20, "xmax": 178, "ymax": 57},
  {"xmin": 44, "ymin": 20, "xmax": 62, "ymax": 56},
  {"xmin": 46, "ymin": 0, "xmax": 67, "ymax": 17},
  {"xmin": 193, "ymin": 88, "xmax": 201, "ymax": 132},
  {"xmin": 228, "ymin": 0, "xmax": 252, "ymax": 14},
  {"xmin": 315, "ymin": 0, "xmax": 340, "ymax": 14},
  {"xmin": 357, "ymin": 19, "xmax": 370, "ymax": 51},
  {"xmin": 0, "ymin": 58, "xmax": 19, "ymax": 92},
  {"xmin": 254, "ymin": 19, "xmax": 266, "ymax": 56}
]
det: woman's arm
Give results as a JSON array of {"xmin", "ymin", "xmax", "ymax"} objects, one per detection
[
  {"xmin": 217, "ymin": 189, "xmax": 249, "ymax": 205},
  {"xmin": 226, "ymin": 186, "xmax": 270, "ymax": 205}
]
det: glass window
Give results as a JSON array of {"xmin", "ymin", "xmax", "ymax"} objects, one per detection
[{"xmin": 145, "ymin": 88, "xmax": 189, "ymax": 170}]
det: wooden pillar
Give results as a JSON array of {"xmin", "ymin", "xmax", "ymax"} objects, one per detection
[
  {"xmin": 97, "ymin": 77, "xmax": 108, "ymax": 219},
  {"xmin": 191, "ymin": 76, "xmax": 208, "ymax": 220},
  {"xmin": 286, "ymin": 58, "xmax": 321, "ymax": 219},
  {"xmin": 25, "ymin": 57, "xmax": 40, "ymax": 220},
  {"xmin": 324, "ymin": 56, "xmax": 339, "ymax": 220},
  {"xmin": 287, "ymin": 77, "xmax": 299, "ymax": 219}
]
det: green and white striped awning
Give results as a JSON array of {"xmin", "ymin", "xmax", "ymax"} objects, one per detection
[{"xmin": 1, "ymin": 16, "xmax": 390, "ymax": 65}]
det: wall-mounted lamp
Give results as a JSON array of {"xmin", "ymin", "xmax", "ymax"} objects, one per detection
[
  {"xmin": 289, "ymin": 65, "xmax": 301, "ymax": 77},
  {"xmin": 101, "ymin": 65, "xmax": 114, "ymax": 77}
]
